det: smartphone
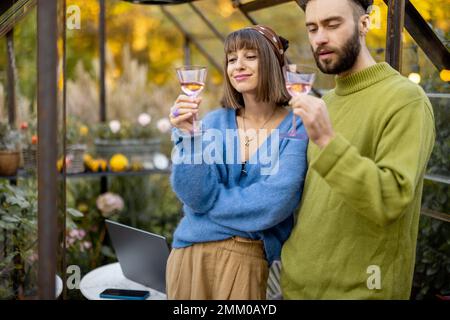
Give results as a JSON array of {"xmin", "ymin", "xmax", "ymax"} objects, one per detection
[{"xmin": 99, "ymin": 288, "xmax": 150, "ymax": 300}]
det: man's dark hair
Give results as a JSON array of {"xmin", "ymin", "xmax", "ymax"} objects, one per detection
[{"xmin": 299, "ymin": 0, "xmax": 373, "ymax": 14}]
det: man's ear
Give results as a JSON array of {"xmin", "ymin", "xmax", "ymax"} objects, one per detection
[{"xmin": 359, "ymin": 14, "xmax": 371, "ymax": 36}]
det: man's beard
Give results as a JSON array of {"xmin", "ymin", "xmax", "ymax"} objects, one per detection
[{"xmin": 312, "ymin": 26, "xmax": 361, "ymax": 75}]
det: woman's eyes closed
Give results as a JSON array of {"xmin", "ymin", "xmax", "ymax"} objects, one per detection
[{"xmin": 228, "ymin": 52, "xmax": 257, "ymax": 63}]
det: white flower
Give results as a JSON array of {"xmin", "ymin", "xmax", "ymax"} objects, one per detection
[
  {"xmin": 153, "ymin": 153, "xmax": 169, "ymax": 170},
  {"xmin": 138, "ymin": 113, "xmax": 152, "ymax": 126},
  {"xmin": 109, "ymin": 120, "xmax": 121, "ymax": 133},
  {"xmin": 96, "ymin": 192, "xmax": 124, "ymax": 217},
  {"xmin": 83, "ymin": 241, "xmax": 92, "ymax": 250},
  {"xmin": 156, "ymin": 118, "xmax": 171, "ymax": 133}
]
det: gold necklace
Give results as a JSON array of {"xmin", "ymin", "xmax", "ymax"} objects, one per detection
[{"xmin": 242, "ymin": 107, "xmax": 277, "ymax": 148}]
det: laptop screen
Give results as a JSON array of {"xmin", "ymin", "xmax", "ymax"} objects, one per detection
[{"xmin": 105, "ymin": 220, "xmax": 170, "ymax": 293}]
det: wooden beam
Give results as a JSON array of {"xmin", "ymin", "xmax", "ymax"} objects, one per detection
[
  {"xmin": 188, "ymin": 3, "xmax": 225, "ymax": 42},
  {"xmin": 384, "ymin": 0, "xmax": 450, "ymax": 71},
  {"xmin": 37, "ymin": 0, "xmax": 58, "ymax": 300},
  {"xmin": 385, "ymin": 0, "xmax": 405, "ymax": 71},
  {"xmin": 6, "ymin": 30, "xmax": 16, "ymax": 126},
  {"xmin": 183, "ymin": 36, "xmax": 191, "ymax": 65},
  {"xmin": 160, "ymin": 6, "xmax": 222, "ymax": 72},
  {"xmin": 99, "ymin": 0, "xmax": 108, "ymax": 195},
  {"xmin": 0, "ymin": 0, "xmax": 36, "ymax": 38},
  {"xmin": 421, "ymin": 208, "xmax": 450, "ymax": 223},
  {"xmin": 236, "ymin": 0, "xmax": 292, "ymax": 13},
  {"xmin": 99, "ymin": 0, "xmax": 106, "ymax": 123},
  {"xmin": 425, "ymin": 174, "xmax": 450, "ymax": 186}
]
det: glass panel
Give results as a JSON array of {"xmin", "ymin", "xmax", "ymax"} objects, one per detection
[{"xmin": 0, "ymin": 6, "xmax": 39, "ymax": 300}]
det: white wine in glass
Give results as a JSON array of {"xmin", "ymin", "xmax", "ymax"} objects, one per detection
[
  {"xmin": 176, "ymin": 66, "xmax": 207, "ymax": 133},
  {"xmin": 281, "ymin": 64, "xmax": 316, "ymax": 140},
  {"xmin": 180, "ymin": 81, "xmax": 205, "ymax": 97}
]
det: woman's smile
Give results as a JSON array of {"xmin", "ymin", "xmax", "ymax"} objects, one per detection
[{"xmin": 234, "ymin": 73, "xmax": 252, "ymax": 82}]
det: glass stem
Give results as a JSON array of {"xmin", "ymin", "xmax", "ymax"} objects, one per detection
[
  {"xmin": 291, "ymin": 113, "xmax": 297, "ymax": 135},
  {"xmin": 192, "ymin": 93, "xmax": 200, "ymax": 133},
  {"xmin": 193, "ymin": 113, "xmax": 198, "ymax": 132}
]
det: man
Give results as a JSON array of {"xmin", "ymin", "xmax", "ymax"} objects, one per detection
[{"xmin": 281, "ymin": 0, "xmax": 435, "ymax": 299}]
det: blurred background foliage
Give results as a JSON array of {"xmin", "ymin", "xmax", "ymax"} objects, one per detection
[{"xmin": 0, "ymin": 0, "xmax": 448, "ymax": 299}]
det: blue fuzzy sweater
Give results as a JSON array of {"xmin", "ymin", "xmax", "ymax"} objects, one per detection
[{"xmin": 169, "ymin": 107, "xmax": 308, "ymax": 264}]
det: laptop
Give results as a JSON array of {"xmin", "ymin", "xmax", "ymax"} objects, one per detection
[{"xmin": 105, "ymin": 220, "xmax": 170, "ymax": 294}]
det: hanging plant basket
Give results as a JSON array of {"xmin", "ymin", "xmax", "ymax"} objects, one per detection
[
  {"xmin": 0, "ymin": 150, "xmax": 20, "ymax": 176},
  {"xmin": 94, "ymin": 138, "xmax": 161, "ymax": 168}
]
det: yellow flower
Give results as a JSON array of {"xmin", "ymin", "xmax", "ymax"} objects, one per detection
[
  {"xmin": 79, "ymin": 125, "xmax": 89, "ymax": 136},
  {"xmin": 83, "ymin": 153, "xmax": 93, "ymax": 164},
  {"xmin": 90, "ymin": 160, "xmax": 100, "ymax": 172},
  {"xmin": 57, "ymin": 158, "xmax": 63, "ymax": 172},
  {"xmin": 98, "ymin": 159, "xmax": 108, "ymax": 172},
  {"xmin": 109, "ymin": 154, "xmax": 129, "ymax": 172}
]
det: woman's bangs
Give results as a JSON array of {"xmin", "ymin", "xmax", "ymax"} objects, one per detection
[{"xmin": 224, "ymin": 29, "xmax": 259, "ymax": 54}]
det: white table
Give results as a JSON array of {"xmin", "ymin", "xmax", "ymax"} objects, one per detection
[
  {"xmin": 79, "ymin": 262, "xmax": 167, "ymax": 300},
  {"xmin": 56, "ymin": 275, "xmax": 63, "ymax": 298}
]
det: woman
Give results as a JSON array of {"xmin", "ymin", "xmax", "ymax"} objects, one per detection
[{"xmin": 167, "ymin": 25, "xmax": 308, "ymax": 300}]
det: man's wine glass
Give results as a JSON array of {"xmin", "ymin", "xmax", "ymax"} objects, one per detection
[{"xmin": 281, "ymin": 64, "xmax": 316, "ymax": 140}]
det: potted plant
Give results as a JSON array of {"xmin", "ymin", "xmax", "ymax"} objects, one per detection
[
  {"xmin": 94, "ymin": 113, "xmax": 161, "ymax": 169},
  {"xmin": 0, "ymin": 121, "xmax": 21, "ymax": 176},
  {"xmin": 0, "ymin": 180, "xmax": 83, "ymax": 299}
]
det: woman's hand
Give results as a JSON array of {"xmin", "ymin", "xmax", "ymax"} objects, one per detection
[{"xmin": 169, "ymin": 95, "xmax": 201, "ymax": 133}]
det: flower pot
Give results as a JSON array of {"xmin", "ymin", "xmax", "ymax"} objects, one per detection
[{"xmin": 0, "ymin": 150, "xmax": 20, "ymax": 176}]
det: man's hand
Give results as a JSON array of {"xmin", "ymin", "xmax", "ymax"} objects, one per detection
[{"xmin": 289, "ymin": 95, "xmax": 335, "ymax": 149}]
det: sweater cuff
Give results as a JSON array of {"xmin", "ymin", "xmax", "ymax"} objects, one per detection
[{"xmin": 311, "ymin": 133, "xmax": 351, "ymax": 178}]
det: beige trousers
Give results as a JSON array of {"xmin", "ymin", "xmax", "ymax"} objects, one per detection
[{"xmin": 166, "ymin": 236, "xmax": 269, "ymax": 300}]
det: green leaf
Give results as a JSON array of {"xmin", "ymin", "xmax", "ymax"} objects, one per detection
[
  {"xmin": 0, "ymin": 220, "xmax": 15, "ymax": 230},
  {"xmin": 2, "ymin": 215, "xmax": 21, "ymax": 223},
  {"xmin": 67, "ymin": 208, "xmax": 84, "ymax": 218},
  {"xmin": 426, "ymin": 266, "xmax": 439, "ymax": 276},
  {"xmin": 0, "ymin": 252, "xmax": 19, "ymax": 274},
  {"xmin": 5, "ymin": 195, "xmax": 29, "ymax": 209}
]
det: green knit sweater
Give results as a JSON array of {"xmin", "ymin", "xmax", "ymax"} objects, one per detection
[{"xmin": 281, "ymin": 62, "xmax": 435, "ymax": 299}]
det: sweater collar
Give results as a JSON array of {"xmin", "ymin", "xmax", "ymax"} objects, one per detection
[{"xmin": 334, "ymin": 62, "xmax": 398, "ymax": 96}]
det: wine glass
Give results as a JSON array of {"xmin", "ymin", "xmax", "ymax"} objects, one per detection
[
  {"xmin": 281, "ymin": 64, "xmax": 316, "ymax": 140},
  {"xmin": 175, "ymin": 65, "xmax": 207, "ymax": 133}
]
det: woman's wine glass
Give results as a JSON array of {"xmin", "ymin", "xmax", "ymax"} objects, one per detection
[{"xmin": 175, "ymin": 65, "xmax": 207, "ymax": 133}]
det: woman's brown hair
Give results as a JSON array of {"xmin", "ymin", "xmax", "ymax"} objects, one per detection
[{"xmin": 221, "ymin": 27, "xmax": 290, "ymax": 110}]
